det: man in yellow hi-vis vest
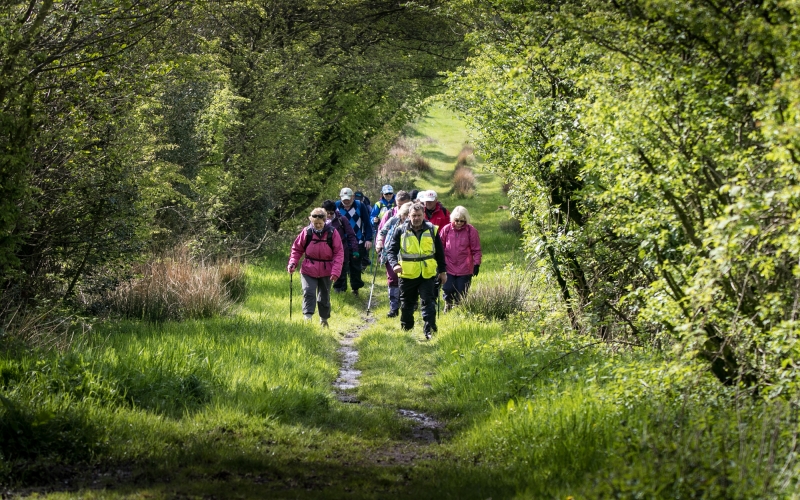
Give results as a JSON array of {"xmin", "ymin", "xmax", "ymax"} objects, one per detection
[{"xmin": 385, "ymin": 202, "xmax": 447, "ymax": 339}]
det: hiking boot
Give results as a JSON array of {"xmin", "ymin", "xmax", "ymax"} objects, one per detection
[
  {"xmin": 387, "ymin": 309, "xmax": 399, "ymax": 318},
  {"xmin": 352, "ymin": 289, "xmax": 359, "ymax": 296},
  {"xmin": 333, "ymin": 288, "xmax": 345, "ymax": 294},
  {"xmin": 320, "ymin": 319, "xmax": 329, "ymax": 328}
]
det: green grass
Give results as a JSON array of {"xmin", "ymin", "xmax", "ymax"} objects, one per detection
[{"xmin": 1, "ymin": 106, "xmax": 796, "ymax": 499}]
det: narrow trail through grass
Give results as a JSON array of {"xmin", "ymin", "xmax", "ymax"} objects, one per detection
[
  {"xmin": 6, "ymin": 105, "xmax": 523, "ymax": 499},
  {"xmin": 6, "ymin": 104, "xmax": 792, "ymax": 500}
]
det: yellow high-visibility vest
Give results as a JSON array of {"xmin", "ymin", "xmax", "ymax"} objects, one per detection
[{"xmin": 398, "ymin": 223, "xmax": 438, "ymax": 279}]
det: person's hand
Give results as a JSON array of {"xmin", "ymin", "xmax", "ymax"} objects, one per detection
[
  {"xmin": 473, "ymin": 264, "xmax": 480, "ymax": 277},
  {"xmin": 365, "ymin": 241, "xmax": 372, "ymax": 250},
  {"xmin": 376, "ymin": 244, "xmax": 383, "ymax": 252},
  {"xmin": 352, "ymin": 251, "xmax": 360, "ymax": 259},
  {"xmin": 439, "ymin": 272, "xmax": 447, "ymax": 284},
  {"xmin": 331, "ymin": 275, "xmax": 339, "ymax": 283},
  {"xmin": 393, "ymin": 265, "xmax": 402, "ymax": 274},
  {"xmin": 287, "ymin": 263, "xmax": 296, "ymax": 273}
]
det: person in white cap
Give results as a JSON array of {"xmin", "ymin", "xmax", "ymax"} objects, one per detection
[
  {"xmin": 417, "ymin": 190, "xmax": 450, "ymax": 230},
  {"xmin": 334, "ymin": 187, "xmax": 373, "ymax": 295}
]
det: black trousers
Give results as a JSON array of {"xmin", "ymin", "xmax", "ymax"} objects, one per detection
[
  {"xmin": 399, "ymin": 276, "xmax": 437, "ymax": 333},
  {"xmin": 334, "ymin": 251, "xmax": 364, "ymax": 292}
]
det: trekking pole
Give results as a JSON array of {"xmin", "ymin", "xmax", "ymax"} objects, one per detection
[
  {"xmin": 437, "ymin": 282, "xmax": 440, "ymax": 319},
  {"xmin": 289, "ymin": 271, "xmax": 293, "ymax": 320},
  {"xmin": 366, "ymin": 253, "xmax": 379, "ymax": 312},
  {"xmin": 369, "ymin": 234, "xmax": 377, "ymax": 275}
]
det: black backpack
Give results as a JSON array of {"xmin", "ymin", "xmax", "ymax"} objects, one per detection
[{"xmin": 304, "ymin": 226, "xmax": 334, "ymax": 256}]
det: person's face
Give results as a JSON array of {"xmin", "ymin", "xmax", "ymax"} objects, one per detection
[
  {"xmin": 409, "ymin": 209, "xmax": 424, "ymax": 228},
  {"xmin": 341, "ymin": 197, "xmax": 353, "ymax": 208},
  {"xmin": 310, "ymin": 212, "xmax": 326, "ymax": 230},
  {"xmin": 383, "ymin": 192, "xmax": 393, "ymax": 201},
  {"xmin": 425, "ymin": 200, "xmax": 436, "ymax": 210},
  {"xmin": 453, "ymin": 217, "xmax": 467, "ymax": 228},
  {"xmin": 397, "ymin": 199, "xmax": 410, "ymax": 207},
  {"xmin": 326, "ymin": 210, "xmax": 336, "ymax": 221}
]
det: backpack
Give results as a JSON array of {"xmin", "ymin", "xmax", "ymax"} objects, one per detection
[{"xmin": 304, "ymin": 226, "xmax": 334, "ymax": 255}]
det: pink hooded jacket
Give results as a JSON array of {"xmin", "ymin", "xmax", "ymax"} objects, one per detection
[
  {"xmin": 439, "ymin": 222, "xmax": 482, "ymax": 276},
  {"xmin": 288, "ymin": 225, "xmax": 344, "ymax": 279}
]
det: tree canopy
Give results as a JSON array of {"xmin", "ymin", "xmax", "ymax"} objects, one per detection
[
  {"xmin": 445, "ymin": 0, "xmax": 800, "ymax": 393},
  {"xmin": 0, "ymin": 0, "xmax": 464, "ymax": 303}
]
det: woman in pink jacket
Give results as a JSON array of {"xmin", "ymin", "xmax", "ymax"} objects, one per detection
[
  {"xmin": 439, "ymin": 206, "xmax": 482, "ymax": 311},
  {"xmin": 287, "ymin": 208, "xmax": 344, "ymax": 327}
]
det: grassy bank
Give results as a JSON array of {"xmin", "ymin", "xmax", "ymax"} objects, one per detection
[{"xmin": 1, "ymin": 106, "xmax": 796, "ymax": 499}]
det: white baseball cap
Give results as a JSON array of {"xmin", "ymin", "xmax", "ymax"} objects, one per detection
[
  {"xmin": 417, "ymin": 190, "xmax": 437, "ymax": 202},
  {"xmin": 339, "ymin": 187, "xmax": 353, "ymax": 200}
]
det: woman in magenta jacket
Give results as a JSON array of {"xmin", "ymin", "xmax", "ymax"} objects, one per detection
[
  {"xmin": 287, "ymin": 207, "xmax": 344, "ymax": 327},
  {"xmin": 439, "ymin": 206, "xmax": 482, "ymax": 311}
]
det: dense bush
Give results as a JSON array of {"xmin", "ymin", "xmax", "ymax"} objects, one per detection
[{"xmin": 446, "ymin": 0, "xmax": 800, "ymax": 394}]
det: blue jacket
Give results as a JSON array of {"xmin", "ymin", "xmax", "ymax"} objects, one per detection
[
  {"xmin": 335, "ymin": 199, "xmax": 373, "ymax": 243},
  {"xmin": 370, "ymin": 197, "xmax": 396, "ymax": 228}
]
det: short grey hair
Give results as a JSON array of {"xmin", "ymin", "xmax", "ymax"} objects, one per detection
[
  {"xmin": 409, "ymin": 202, "xmax": 425, "ymax": 214},
  {"xmin": 450, "ymin": 206, "xmax": 470, "ymax": 224}
]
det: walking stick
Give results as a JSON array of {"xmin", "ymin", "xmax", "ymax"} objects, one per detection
[
  {"xmin": 289, "ymin": 271, "xmax": 293, "ymax": 320},
  {"xmin": 366, "ymin": 251, "xmax": 380, "ymax": 312},
  {"xmin": 437, "ymin": 281, "xmax": 440, "ymax": 319},
  {"xmin": 369, "ymin": 234, "xmax": 377, "ymax": 275}
]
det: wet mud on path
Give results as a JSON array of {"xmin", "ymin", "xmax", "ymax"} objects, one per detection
[{"xmin": 333, "ymin": 314, "xmax": 446, "ymax": 446}]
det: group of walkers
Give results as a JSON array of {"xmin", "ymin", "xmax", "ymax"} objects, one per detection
[{"xmin": 287, "ymin": 184, "xmax": 482, "ymax": 339}]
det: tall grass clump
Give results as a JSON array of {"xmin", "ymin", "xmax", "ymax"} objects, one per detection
[
  {"xmin": 455, "ymin": 144, "xmax": 475, "ymax": 167},
  {"xmin": 106, "ymin": 247, "xmax": 247, "ymax": 322},
  {"xmin": 411, "ymin": 154, "xmax": 432, "ymax": 173},
  {"xmin": 460, "ymin": 271, "xmax": 528, "ymax": 320},
  {"xmin": 499, "ymin": 217, "xmax": 522, "ymax": 234},
  {"xmin": 452, "ymin": 165, "xmax": 476, "ymax": 198},
  {"xmin": 0, "ymin": 304, "xmax": 83, "ymax": 353}
]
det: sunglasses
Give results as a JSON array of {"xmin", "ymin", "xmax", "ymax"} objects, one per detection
[
  {"xmin": 454, "ymin": 219, "xmax": 466, "ymax": 223},
  {"xmin": 311, "ymin": 214, "xmax": 325, "ymax": 219}
]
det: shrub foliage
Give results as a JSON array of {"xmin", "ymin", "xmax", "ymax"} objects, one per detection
[{"xmin": 445, "ymin": 0, "xmax": 800, "ymax": 395}]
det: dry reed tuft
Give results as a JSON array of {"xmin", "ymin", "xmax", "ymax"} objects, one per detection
[
  {"xmin": 453, "ymin": 165, "xmax": 476, "ymax": 198},
  {"xmin": 455, "ymin": 145, "xmax": 475, "ymax": 168},
  {"xmin": 390, "ymin": 136, "xmax": 419, "ymax": 158},
  {"xmin": 106, "ymin": 248, "xmax": 247, "ymax": 322},
  {"xmin": 412, "ymin": 155, "xmax": 432, "ymax": 173},
  {"xmin": 380, "ymin": 157, "xmax": 408, "ymax": 177},
  {"xmin": 0, "ymin": 304, "xmax": 81, "ymax": 352}
]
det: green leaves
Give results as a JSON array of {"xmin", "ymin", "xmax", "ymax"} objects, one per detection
[{"xmin": 447, "ymin": 0, "xmax": 800, "ymax": 392}]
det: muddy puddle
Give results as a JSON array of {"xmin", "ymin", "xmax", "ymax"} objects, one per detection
[
  {"xmin": 334, "ymin": 331, "xmax": 362, "ymax": 403},
  {"xmin": 398, "ymin": 408, "xmax": 445, "ymax": 443},
  {"xmin": 333, "ymin": 319, "xmax": 445, "ymax": 442}
]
